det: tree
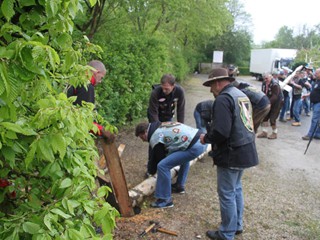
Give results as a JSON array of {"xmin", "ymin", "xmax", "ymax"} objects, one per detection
[
  {"xmin": 0, "ymin": 1, "xmax": 118, "ymax": 239},
  {"xmin": 200, "ymin": 0, "xmax": 252, "ymax": 67}
]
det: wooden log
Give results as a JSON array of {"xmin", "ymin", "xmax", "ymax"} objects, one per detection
[
  {"xmin": 100, "ymin": 140, "xmax": 134, "ymax": 217},
  {"xmin": 129, "ymin": 145, "xmax": 211, "ymax": 207}
]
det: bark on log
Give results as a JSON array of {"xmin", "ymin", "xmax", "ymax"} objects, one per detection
[
  {"xmin": 129, "ymin": 145, "xmax": 211, "ymax": 207},
  {"xmin": 100, "ymin": 140, "xmax": 134, "ymax": 217}
]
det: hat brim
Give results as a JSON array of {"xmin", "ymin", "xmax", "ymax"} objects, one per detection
[{"xmin": 203, "ymin": 76, "xmax": 235, "ymax": 87}]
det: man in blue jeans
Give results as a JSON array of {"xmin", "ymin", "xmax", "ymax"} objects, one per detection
[
  {"xmin": 135, "ymin": 121, "xmax": 204, "ymax": 208},
  {"xmin": 200, "ymin": 68, "xmax": 259, "ymax": 240},
  {"xmin": 302, "ymin": 68, "xmax": 320, "ymax": 140}
]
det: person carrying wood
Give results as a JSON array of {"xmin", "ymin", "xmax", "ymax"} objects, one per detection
[{"xmin": 67, "ymin": 60, "xmax": 115, "ymax": 142}]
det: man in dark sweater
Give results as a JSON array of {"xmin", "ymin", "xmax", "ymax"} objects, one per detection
[
  {"xmin": 145, "ymin": 74, "xmax": 186, "ymax": 177},
  {"xmin": 147, "ymin": 74, "xmax": 185, "ymax": 123}
]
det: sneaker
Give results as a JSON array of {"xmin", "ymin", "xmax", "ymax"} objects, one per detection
[
  {"xmin": 302, "ymin": 135, "xmax": 310, "ymax": 140},
  {"xmin": 257, "ymin": 131, "xmax": 268, "ymax": 138},
  {"xmin": 286, "ymin": 117, "xmax": 292, "ymax": 121},
  {"xmin": 150, "ymin": 199, "xmax": 174, "ymax": 208},
  {"xmin": 291, "ymin": 122, "xmax": 301, "ymax": 126},
  {"xmin": 279, "ymin": 118, "xmax": 287, "ymax": 122},
  {"xmin": 171, "ymin": 183, "xmax": 185, "ymax": 194},
  {"xmin": 268, "ymin": 133, "xmax": 277, "ymax": 139}
]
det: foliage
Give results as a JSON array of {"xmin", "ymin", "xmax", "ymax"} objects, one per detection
[
  {"xmin": 200, "ymin": 0, "xmax": 252, "ymax": 68},
  {"xmin": 0, "ymin": 0, "xmax": 119, "ymax": 239},
  {"xmin": 96, "ymin": 32, "xmax": 169, "ymax": 125},
  {"xmin": 72, "ymin": 0, "xmax": 236, "ymax": 125}
]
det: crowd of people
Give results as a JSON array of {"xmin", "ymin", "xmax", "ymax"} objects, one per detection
[{"xmin": 67, "ymin": 60, "xmax": 320, "ymax": 240}]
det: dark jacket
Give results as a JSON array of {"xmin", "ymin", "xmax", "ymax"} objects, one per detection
[
  {"xmin": 204, "ymin": 84, "xmax": 259, "ymax": 168},
  {"xmin": 67, "ymin": 77, "xmax": 97, "ymax": 106},
  {"xmin": 147, "ymin": 84, "xmax": 185, "ymax": 123},
  {"xmin": 261, "ymin": 79, "xmax": 283, "ymax": 105}
]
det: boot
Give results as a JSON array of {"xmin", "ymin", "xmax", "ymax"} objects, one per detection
[
  {"xmin": 257, "ymin": 131, "xmax": 268, "ymax": 138},
  {"xmin": 268, "ymin": 132, "xmax": 277, "ymax": 139}
]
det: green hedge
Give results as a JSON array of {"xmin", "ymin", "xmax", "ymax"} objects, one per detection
[{"xmin": 238, "ymin": 66, "xmax": 250, "ymax": 75}]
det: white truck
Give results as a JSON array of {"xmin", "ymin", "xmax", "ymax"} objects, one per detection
[{"xmin": 249, "ymin": 48, "xmax": 297, "ymax": 80}]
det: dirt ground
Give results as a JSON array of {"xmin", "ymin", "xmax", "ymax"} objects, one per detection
[{"xmin": 112, "ymin": 74, "xmax": 320, "ymax": 240}]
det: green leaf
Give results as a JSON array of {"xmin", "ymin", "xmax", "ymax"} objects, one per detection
[
  {"xmin": 88, "ymin": 0, "xmax": 97, "ymax": 7},
  {"xmin": 43, "ymin": 213, "xmax": 54, "ymax": 232},
  {"xmin": 51, "ymin": 133, "xmax": 66, "ymax": 159},
  {"xmin": 80, "ymin": 223, "xmax": 96, "ymax": 238},
  {"xmin": 5, "ymin": 130, "xmax": 17, "ymax": 139},
  {"xmin": 97, "ymin": 185, "xmax": 111, "ymax": 198},
  {"xmin": 56, "ymin": 33, "xmax": 73, "ymax": 50},
  {"xmin": 50, "ymin": 208, "xmax": 72, "ymax": 219},
  {"xmin": 59, "ymin": 178, "xmax": 72, "ymax": 189},
  {"xmin": 27, "ymin": 193, "xmax": 42, "ymax": 210},
  {"xmin": 19, "ymin": 45, "xmax": 45, "ymax": 75},
  {"xmin": 84, "ymin": 204, "xmax": 94, "ymax": 215},
  {"xmin": 2, "ymin": 146, "xmax": 15, "ymax": 168},
  {"xmin": 67, "ymin": 229, "xmax": 83, "ymax": 239},
  {"xmin": 47, "ymin": 46, "xmax": 60, "ymax": 71},
  {"xmin": 25, "ymin": 142, "xmax": 37, "ymax": 169},
  {"xmin": 38, "ymin": 138, "xmax": 55, "ymax": 162},
  {"xmin": 1, "ymin": 122, "xmax": 37, "ymax": 136},
  {"xmin": 0, "ymin": 46, "xmax": 15, "ymax": 59},
  {"xmin": 1, "ymin": 0, "xmax": 15, "ymax": 22},
  {"xmin": 67, "ymin": 199, "xmax": 80, "ymax": 216},
  {"xmin": 19, "ymin": 0, "xmax": 36, "ymax": 7},
  {"xmin": 0, "ymin": 61, "xmax": 10, "ymax": 97},
  {"xmin": 22, "ymin": 222, "xmax": 41, "ymax": 234},
  {"xmin": 45, "ymin": 0, "xmax": 59, "ymax": 18}
]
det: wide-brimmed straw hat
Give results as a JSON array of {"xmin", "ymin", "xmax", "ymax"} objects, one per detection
[{"xmin": 203, "ymin": 68, "xmax": 235, "ymax": 87}]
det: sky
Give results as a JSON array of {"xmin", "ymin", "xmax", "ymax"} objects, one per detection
[{"xmin": 242, "ymin": 0, "xmax": 320, "ymax": 44}]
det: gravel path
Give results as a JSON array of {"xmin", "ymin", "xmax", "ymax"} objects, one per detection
[{"xmin": 113, "ymin": 74, "xmax": 320, "ymax": 240}]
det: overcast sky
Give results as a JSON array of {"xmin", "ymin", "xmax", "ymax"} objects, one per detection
[{"xmin": 242, "ymin": 0, "xmax": 320, "ymax": 44}]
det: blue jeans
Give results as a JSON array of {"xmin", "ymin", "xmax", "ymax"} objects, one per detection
[
  {"xmin": 217, "ymin": 167, "xmax": 244, "ymax": 240},
  {"xmin": 279, "ymin": 95, "xmax": 290, "ymax": 120},
  {"xmin": 293, "ymin": 98, "xmax": 302, "ymax": 122},
  {"xmin": 155, "ymin": 141, "xmax": 204, "ymax": 200},
  {"xmin": 307, "ymin": 102, "xmax": 320, "ymax": 138},
  {"xmin": 194, "ymin": 109, "xmax": 207, "ymax": 133},
  {"xmin": 302, "ymin": 97, "xmax": 310, "ymax": 114}
]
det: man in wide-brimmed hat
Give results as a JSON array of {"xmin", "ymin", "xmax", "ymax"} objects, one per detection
[{"xmin": 200, "ymin": 68, "xmax": 259, "ymax": 240}]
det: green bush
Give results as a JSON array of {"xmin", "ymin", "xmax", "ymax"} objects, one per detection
[
  {"xmin": 0, "ymin": 1, "xmax": 119, "ymax": 239},
  {"xmin": 238, "ymin": 66, "xmax": 250, "ymax": 75},
  {"xmin": 94, "ymin": 33, "xmax": 170, "ymax": 126}
]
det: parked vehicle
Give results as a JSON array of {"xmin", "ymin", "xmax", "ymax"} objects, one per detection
[{"xmin": 249, "ymin": 48, "xmax": 297, "ymax": 80}]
